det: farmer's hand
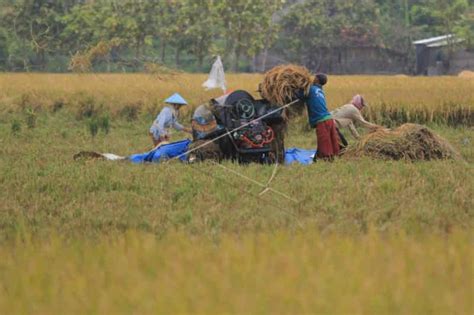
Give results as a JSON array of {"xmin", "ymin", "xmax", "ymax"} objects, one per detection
[{"xmin": 159, "ymin": 135, "xmax": 170, "ymax": 142}]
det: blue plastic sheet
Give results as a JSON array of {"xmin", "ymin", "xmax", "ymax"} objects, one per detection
[
  {"xmin": 127, "ymin": 139, "xmax": 315, "ymax": 165},
  {"xmin": 284, "ymin": 148, "xmax": 316, "ymax": 165},
  {"xmin": 129, "ymin": 139, "xmax": 192, "ymax": 164}
]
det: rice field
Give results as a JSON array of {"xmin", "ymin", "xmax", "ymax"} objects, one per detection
[
  {"xmin": 1, "ymin": 231, "xmax": 471, "ymax": 314},
  {"xmin": 0, "ymin": 73, "xmax": 473, "ymax": 124},
  {"xmin": 0, "ymin": 73, "xmax": 473, "ymax": 314}
]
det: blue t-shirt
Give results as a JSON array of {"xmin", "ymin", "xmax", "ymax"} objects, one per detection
[{"xmin": 300, "ymin": 85, "xmax": 332, "ymax": 127}]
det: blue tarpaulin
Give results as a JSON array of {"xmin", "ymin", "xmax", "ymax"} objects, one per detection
[
  {"xmin": 129, "ymin": 139, "xmax": 192, "ymax": 164},
  {"xmin": 284, "ymin": 148, "xmax": 316, "ymax": 165},
  {"xmin": 127, "ymin": 139, "xmax": 315, "ymax": 165}
]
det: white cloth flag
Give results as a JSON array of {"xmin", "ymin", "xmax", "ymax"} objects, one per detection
[{"xmin": 202, "ymin": 56, "xmax": 227, "ymax": 92}]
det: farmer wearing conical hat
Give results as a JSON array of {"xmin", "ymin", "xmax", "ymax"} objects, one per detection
[
  {"xmin": 331, "ymin": 95, "xmax": 385, "ymax": 143},
  {"xmin": 149, "ymin": 93, "xmax": 192, "ymax": 147},
  {"xmin": 298, "ymin": 73, "xmax": 340, "ymax": 161}
]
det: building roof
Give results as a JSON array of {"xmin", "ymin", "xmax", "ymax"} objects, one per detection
[{"xmin": 413, "ymin": 34, "xmax": 464, "ymax": 47}]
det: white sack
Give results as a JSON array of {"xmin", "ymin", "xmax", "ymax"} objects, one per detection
[{"xmin": 202, "ymin": 56, "xmax": 227, "ymax": 92}]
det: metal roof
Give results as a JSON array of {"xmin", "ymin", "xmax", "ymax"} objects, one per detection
[{"xmin": 413, "ymin": 34, "xmax": 464, "ymax": 47}]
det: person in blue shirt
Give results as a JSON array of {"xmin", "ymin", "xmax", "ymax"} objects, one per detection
[
  {"xmin": 299, "ymin": 74, "xmax": 340, "ymax": 161},
  {"xmin": 149, "ymin": 93, "xmax": 192, "ymax": 147}
]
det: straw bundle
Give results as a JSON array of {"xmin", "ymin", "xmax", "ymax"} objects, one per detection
[
  {"xmin": 344, "ymin": 124, "xmax": 460, "ymax": 161},
  {"xmin": 260, "ymin": 64, "xmax": 313, "ymax": 106},
  {"xmin": 458, "ymin": 70, "xmax": 474, "ymax": 78}
]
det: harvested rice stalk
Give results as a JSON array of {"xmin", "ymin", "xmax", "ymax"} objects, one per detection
[
  {"xmin": 260, "ymin": 64, "xmax": 313, "ymax": 107},
  {"xmin": 344, "ymin": 123, "xmax": 460, "ymax": 161}
]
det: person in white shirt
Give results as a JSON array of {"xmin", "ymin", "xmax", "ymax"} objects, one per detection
[
  {"xmin": 331, "ymin": 95, "xmax": 384, "ymax": 142},
  {"xmin": 149, "ymin": 93, "xmax": 192, "ymax": 147}
]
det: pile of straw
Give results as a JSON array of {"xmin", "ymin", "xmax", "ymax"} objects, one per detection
[
  {"xmin": 260, "ymin": 64, "xmax": 313, "ymax": 106},
  {"xmin": 344, "ymin": 124, "xmax": 459, "ymax": 161},
  {"xmin": 458, "ymin": 70, "xmax": 474, "ymax": 78}
]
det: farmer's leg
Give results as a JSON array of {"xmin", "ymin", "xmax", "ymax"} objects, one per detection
[
  {"xmin": 316, "ymin": 121, "xmax": 332, "ymax": 159},
  {"xmin": 329, "ymin": 120, "xmax": 341, "ymax": 156},
  {"xmin": 336, "ymin": 127, "xmax": 348, "ymax": 148},
  {"xmin": 150, "ymin": 131, "xmax": 163, "ymax": 147}
]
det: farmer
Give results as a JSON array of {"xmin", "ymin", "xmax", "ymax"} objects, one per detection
[
  {"xmin": 298, "ymin": 73, "xmax": 340, "ymax": 161},
  {"xmin": 149, "ymin": 93, "xmax": 192, "ymax": 147},
  {"xmin": 331, "ymin": 95, "xmax": 384, "ymax": 144}
]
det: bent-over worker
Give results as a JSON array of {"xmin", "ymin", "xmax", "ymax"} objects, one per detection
[
  {"xmin": 331, "ymin": 94, "xmax": 384, "ymax": 141},
  {"xmin": 149, "ymin": 93, "xmax": 192, "ymax": 147}
]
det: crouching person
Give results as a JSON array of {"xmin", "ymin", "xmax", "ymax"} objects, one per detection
[
  {"xmin": 299, "ymin": 74, "xmax": 340, "ymax": 161},
  {"xmin": 149, "ymin": 93, "xmax": 192, "ymax": 147},
  {"xmin": 331, "ymin": 95, "xmax": 385, "ymax": 144}
]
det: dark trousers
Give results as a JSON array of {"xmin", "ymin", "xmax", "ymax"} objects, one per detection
[{"xmin": 336, "ymin": 128, "xmax": 348, "ymax": 148}]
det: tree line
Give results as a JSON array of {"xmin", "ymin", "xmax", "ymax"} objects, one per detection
[{"xmin": 0, "ymin": 0, "xmax": 472, "ymax": 72}]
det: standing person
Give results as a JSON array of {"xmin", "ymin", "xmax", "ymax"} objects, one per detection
[
  {"xmin": 331, "ymin": 94, "xmax": 384, "ymax": 141},
  {"xmin": 149, "ymin": 93, "xmax": 192, "ymax": 147},
  {"xmin": 298, "ymin": 73, "xmax": 340, "ymax": 161}
]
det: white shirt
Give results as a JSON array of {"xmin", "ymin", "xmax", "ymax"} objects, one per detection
[
  {"xmin": 331, "ymin": 104, "xmax": 379, "ymax": 139},
  {"xmin": 150, "ymin": 106, "xmax": 184, "ymax": 137}
]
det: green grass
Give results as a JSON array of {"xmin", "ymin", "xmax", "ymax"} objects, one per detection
[
  {"xmin": 0, "ymin": 75, "xmax": 473, "ymax": 313},
  {"xmin": 0, "ymin": 111, "xmax": 473, "ymax": 239}
]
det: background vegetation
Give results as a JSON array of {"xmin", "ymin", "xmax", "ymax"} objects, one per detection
[{"xmin": 0, "ymin": 0, "xmax": 473, "ymax": 72}]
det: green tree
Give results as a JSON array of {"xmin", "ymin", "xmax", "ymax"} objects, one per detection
[
  {"xmin": 376, "ymin": 0, "xmax": 413, "ymax": 52},
  {"xmin": 60, "ymin": 2, "xmax": 101, "ymax": 53},
  {"xmin": 280, "ymin": 0, "xmax": 380, "ymax": 67},
  {"xmin": 216, "ymin": 0, "xmax": 283, "ymax": 71},
  {"xmin": 115, "ymin": 0, "xmax": 158, "ymax": 60},
  {"xmin": 0, "ymin": 0, "xmax": 76, "ymax": 70},
  {"xmin": 167, "ymin": 0, "xmax": 191, "ymax": 67},
  {"xmin": 155, "ymin": 0, "xmax": 178, "ymax": 63},
  {"xmin": 411, "ymin": 0, "xmax": 470, "ymax": 37},
  {"xmin": 456, "ymin": 4, "xmax": 474, "ymax": 48},
  {"xmin": 0, "ymin": 28, "xmax": 7, "ymax": 69},
  {"xmin": 180, "ymin": 0, "xmax": 217, "ymax": 69}
]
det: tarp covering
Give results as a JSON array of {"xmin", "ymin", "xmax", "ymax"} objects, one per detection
[
  {"xmin": 129, "ymin": 139, "xmax": 192, "ymax": 164},
  {"xmin": 284, "ymin": 148, "xmax": 316, "ymax": 165},
  {"xmin": 105, "ymin": 140, "xmax": 315, "ymax": 165}
]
